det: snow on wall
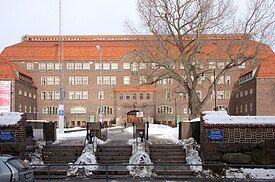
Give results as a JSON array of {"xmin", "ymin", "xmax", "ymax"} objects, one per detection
[
  {"xmin": 0, "ymin": 112, "xmax": 23, "ymax": 126},
  {"xmin": 203, "ymin": 111, "xmax": 275, "ymax": 125}
]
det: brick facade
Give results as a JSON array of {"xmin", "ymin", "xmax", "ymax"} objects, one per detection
[{"xmin": 1, "ymin": 35, "xmax": 274, "ymax": 127}]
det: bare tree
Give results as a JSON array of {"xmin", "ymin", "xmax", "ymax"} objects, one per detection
[{"xmin": 128, "ymin": 0, "xmax": 275, "ymax": 119}]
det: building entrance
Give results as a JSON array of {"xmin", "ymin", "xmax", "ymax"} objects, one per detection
[{"xmin": 127, "ymin": 110, "xmax": 141, "ymax": 123}]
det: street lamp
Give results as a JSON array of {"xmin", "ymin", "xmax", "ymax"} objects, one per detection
[{"xmin": 96, "ymin": 45, "xmax": 103, "ymax": 122}]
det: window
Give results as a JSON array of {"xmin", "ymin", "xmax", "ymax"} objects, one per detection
[
  {"xmin": 19, "ymin": 105, "xmax": 22, "ymax": 112},
  {"xmin": 67, "ymin": 63, "xmax": 74, "ymax": 70},
  {"xmin": 97, "ymin": 105, "xmax": 113, "ymax": 115},
  {"xmin": 111, "ymin": 76, "xmax": 116, "ymax": 85},
  {"xmin": 131, "ymin": 62, "xmax": 138, "ymax": 72},
  {"xmin": 103, "ymin": 76, "xmax": 110, "ymax": 85},
  {"xmin": 103, "ymin": 63, "xmax": 110, "ymax": 70},
  {"xmin": 19, "ymin": 89, "xmax": 22, "ymax": 95},
  {"xmin": 69, "ymin": 91, "xmax": 74, "ymax": 100},
  {"xmin": 97, "ymin": 76, "xmax": 102, "ymax": 85},
  {"xmin": 111, "ymin": 63, "xmax": 118, "ymax": 70},
  {"xmin": 217, "ymin": 62, "xmax": 224, "ymax": 69},
  {"xmin": 123, "ymin": 76, "xmax": 130, "ymax": 85},
  {"xmin": 217, "ymin": 91, "xmax": 225, "ymax": 100},
  {"xmin": 74, "ymin": 63, "xmax": 81, "ymax": 70},
  {"xmin": 83, "ymin": 63, "xmax": 90, "ymax": 70},
  {"xmin": 156, "ymin": 105, "xmax": 173, "ymax": 114},
  {"xmin": 249, "ymin": 88, "xmax": 253, "ymax": 94},
  {"xmin": 240, "ymin": 105, "xmax": 243, "ymax": 113},
  {"xmin": 225, "ymin": 76, "xmax": 231, "ymax": 84},
  {"xmin": 240, "ymin": 91, "xmax": 243, "ymax": 97},
  {"xmin": 83, "ymin": 91, "xmax": 88, "ymax": 100},
  {"xmin": 140, "ymin": 63, "xmax": 146, "ymax": 69},
  {"xmin": 98, "ymin": 91, "xmax": 104, "ymax": 99},
  {"xmin": 180, "ymin": 63, "xmax": 184, "ymax": 69},
  {"xmin": 140, "ymin": 76, "xmax": 147, "ymax": 84},
  {"xmin": 218, "ymin": 76, "xmax": 224, "ymax": 84},
  {"xmin": 41, "ymin": 92, "xmax": 46, "ymax": 100},
  {"xmin": 29, "ymin": 106, "xmax": 32, "ymax": 113},
  {"xmin": 43, "ymin": 106, "xmax": 58, "ymax": 115},
  {"xmin": 55, "ymin": 63, "xmax": 61, "ymax": 70},
  {"xmin": 238, "ymin": 62, "xmax": 245, "ymax": 69},
  {"xmin": 83, "ymin": 76, "xmax": 88, "ymax": 85},
  {"xmin": 95, "ymin": 63, "xmax": 102, "ymax": 70},
  {"xmin": 24, "ymin": 91, "xmax": 27, "ymax": 97},
  {"xmin": 146, "ymin": 93, "xmax": 151, "ymax": 100},
  {"xmin": 33, "ymin": 107, "xmax": 36, "ymax": 113},
  {"xmin": 75, "ymin": 76, "xmax": 82, "ymax": 85},
  {"xmin": 55, "ymin": 91, "xmax": 60, "ymax": 100},
  {"xmin": 28, "ymin": 93, "xmax": 32, "ymax": 98},
  {"xmin": 196, "ymin": 91, "xmax": 202, "ymax": 100},
  {"xmin": 41, "ymin": 77, "xmax": 46, "ymax": 85},
  {"xmin": 47, "ymin": 76, "xmax": 54, "ymax": 85},
  {"xmin": 69, "ymin": 76, "xmax": 75, "ymax": 85},
  {"xmin": 245, "ymin": 104, "xmax": 248, "ymax": 112},
  {"xmin": 167, "ymin": 78, "xmax": 173, "ymax": 84},
  {"xmin": 24, "ymin": 105, "xmax": 27, "ymax": 113},
  {"xmin": 126, "ymin": 94, "xmax": 130, "ymax": 100},
  {"xmin": 55, "ymin": 76, "xmax": 60, "ymax": 85},
  {"xmin": 244, "ymin": 90, "xmax": 248, "ymax": 96},
  {"xmin": 236, "ymin": 92, "xmax": 239, "ymax": 98},
  {"xmin": 250, "ymin": 103, "xmax": 253, "ymax": 112},
  {"xmin": 47, "ymin": 91, "xmax": 54, "ymax": 100},
  {"xmin": 39, "ymin": 63, "xmax": 46, "ymax": 70},
  {"xmin": 166, "ymin": 91, "xmax": 172, "ymax": 100},
  {"xmin": 47, "ymin": 63, "xmax": 54, "ymax": 70},
  {"xmin": 133, "ymin": 93, "xmax": 137, "ymax": 100},
  {"xmin": 151, "ymin": 63, "xmax": 157, "ymax": 69},
  {"xmin": 119, "ymin": 93, "xmax": 124, "ymax": 100},
  {"xmin": 75, "ymin": 91, "xmax": 82, "ymax": 100},
  {"xmin": 33, "ymin": 94, "xmax": 36, "ymax": 99},
  {"xmin": 71, "ymin": 106, "xmax": 87, "ymax": 114},
  {"xmin": 140, "ymin": 93, "xmax": 144, "ymax": 100},
  {"xmin": 123, "ymin": 63, "xmax": 130, "ymax": 69},
  {"xmin": 27, "ymin": 63, "xmax": 34, "ymax": 70},
  {"xmin": 209, "ymin": 62, "xmax": 216, "ymax": 69}
]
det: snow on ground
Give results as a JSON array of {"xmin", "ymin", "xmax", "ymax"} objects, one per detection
[
  {"xmin": 127, "ymin": 138, "xmax": 154, "ymax": 178},
  {"xmin": 0, "ymin": 112, "xmax": 23, "ymax": 125},
  {"xmin": 67, "ymin": 137, "xmax": 107, "ymax": 176},
  {"xmin": 54, "ymin": 129, "xmax": 87, "ymax": 145},
  {"xmin": 226, "ymin": 168, "xmax": 275, "ymax": 180},
  {"xmin": 203, "ymin": 111, "xmax": 275, "ymax": 125}
]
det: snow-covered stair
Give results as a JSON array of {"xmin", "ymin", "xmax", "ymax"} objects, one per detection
[
  {"xmin": 149, "ymin": 144, "xmax": 195, "ymax": 179},
  {"xmin": 92, "ymin": 144, "xmax": 132, "ymax": 179}
]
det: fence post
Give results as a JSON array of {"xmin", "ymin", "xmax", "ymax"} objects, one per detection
[
  {"xmin": 106, "ymin": 164, "xmax": 109, "ymax": 182},
  {"xmin": 164, "ymin": 165, "xmax": 167, "ymax": 181},
  {"xmin": 47, "ymin": 164, "xmax": 50, "ymax": 181},
  {"xmin": 224, "ymin": 164, "xmax": 227, "ymax": 179}
]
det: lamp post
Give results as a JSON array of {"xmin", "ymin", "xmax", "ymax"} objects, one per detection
[
  {"xmin": 96, "ymin": 45, "xmax": 103, "ymax": 122},
  {"xmin": 213, "ymin": 70, "xmax": 217, "ymax": 111}
]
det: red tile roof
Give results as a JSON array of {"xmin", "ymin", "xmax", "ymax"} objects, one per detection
[
  {"xmin": 0, "ymin": 56, "xmax": 33, "ymax": 80},
  {"xmin": 1, "ymin": 34, "xmax": 273, "ymax": 62},
  {"xmin": 113, "ymin": 85, "xmax": 157, "ymax": 92},
  {"xmin": 257, "ymin": 55, "xmax": 275, "ymax": 77}
]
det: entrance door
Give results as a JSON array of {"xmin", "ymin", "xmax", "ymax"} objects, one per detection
[{"xmin": 127, "ymin": 110, "xmax": 140, "ymax": 123}]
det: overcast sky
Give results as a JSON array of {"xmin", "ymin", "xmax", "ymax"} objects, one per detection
[{"xmin": 0, "ymin": 0, "xmax": 273, "ymax": 52}]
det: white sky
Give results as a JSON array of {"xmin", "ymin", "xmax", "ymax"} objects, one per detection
[{"xmin": 0, "ymin": 0, "xmax": 273, "ymax": 53}]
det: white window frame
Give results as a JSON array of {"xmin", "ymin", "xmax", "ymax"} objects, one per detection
[
  {"xmin": 103, "ymin": 76, "xmax": 110, "ymax": 85},
  {"xmin": 83, "ymin": 76, "xmax": 88, "ymax": 85},
  {"xmin": 123, "ymin": 63, "xmax": 130, "ymax": 70},
  {"xmin": 103, "ymin": 63, "xmax": 110, "ymax": 70},
  {"xmin": 97, "ymin": 76, "xmax": 102, "ymax": 85},
  {"xmin": 75, "ymin": 91, "xmax": 82, "ymax": 100},
  {"xmin": 111, "ymin": 63, "xmax": 118, "ymax": 70},
  {"xmin": 98, "ymin": 91, "xmax": 104, "ymax": 100},
  {"xmin": 83, "ymin": 91, "xmax": 88, "ymax": 100},
  {"xmin": 83, "ymin": 63, "xmax": 90, "ymax": 70},
  {"xmin": 27, "ymin": 63, "xmax": 34, "ymax": 70},
  {"xmin": 75, "ymin": 76, "xmax": 82, "ymax": 85},
  {"xmin": 47, "ymin": 63, "xmax": 54, "ymax": 70},
  {"xmin": 75, "ymin": 63, "xmax": 82, "ymax": 70},
  {"xmin": 111, "ymin": 76, "xmax": 116, "ymax": 85},
  {"xmin": 47, "ymin": 76, "xmax": 54, "ymax": 85},
  {"xmin": 95, "ymin": 63, "xmax": 102, "ymax": 70},
  {"xmin": 69, "ymin": 76, "xmax": 75, "ymax": 85},
  {"xmin": 123, "ymin": 76, "xmax": 130, "ymax": 85},
  {"xmin": 140, "ymin": 63, "xmax": 146, "ymax": 69},
  {"xmin": 39, "ymin": 63, "xmax": 46, "ymax": 70},
  {"xmin": 55, "ymin": 63, "xmax": 61, "ymax": 70},
  {"xmin": 67, "ymin": 63, "xmax": 74, "ymax": 70},
  {"xmin": 55, "ymin": 91, "xmax": 60, "ymax": 100},
  {"xmin": 55, "ymin": 76, "xmax": 60, "ymax": 85},
  {"xmin": 69, "ymin": 91, "xmax": 74, "ymax": 100}
]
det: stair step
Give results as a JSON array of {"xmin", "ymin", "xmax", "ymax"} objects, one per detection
[
  {"xmin": 96, "ymin": 152, "xmax": 132, "ymax": 156},
  {"xmin": 151, "ymin": 156, "xmax": 185, "ymax": 160},
  {"xmin": 96, "ymin": 148, "xmax": 132, "ymax": 152},
  {"xmin": 150, "ymin": 148, "xmax": 184, "ymax": 152},
  {"xmin": 97, "ymin": 160, "xmax": 129, "ymax": 164},
  {"xmin": 97, "ymin": 156, "xmax": 130, "ymax": 160},
  {"xmin": 89, "ymin": 174, "xmax": 131, "ymax": 178},
  {"xmin": 150, "ymin": 144, "xmax": 182, "ymax": 149},
  {"xmin": 155, "ymin": 175, "xmax": 196, "ymax": 179},
  {"xmin": 150, "ymin": 152, "xmax": 186, "ymax": 156}
]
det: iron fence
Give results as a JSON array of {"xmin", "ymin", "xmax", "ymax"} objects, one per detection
[{"xmin": 31, "ymin": 163, "xmax": 275, "ymax": 181}]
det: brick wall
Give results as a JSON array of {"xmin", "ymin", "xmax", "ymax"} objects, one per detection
[{"xmin": 200, "ymin": 122, "xmax": 275, "ymax": 166}]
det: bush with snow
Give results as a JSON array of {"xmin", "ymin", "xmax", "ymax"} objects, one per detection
[
  {"xmin": 127, "ymin": 138, "xmax": 154, "ymax": 178},
  {"xmin": 67, "ymin": 137, "xmax": 107, "ymax": 176},
  {"xmin": 25, "ymin": 141, "xmax": 45, "ymax": 165}
]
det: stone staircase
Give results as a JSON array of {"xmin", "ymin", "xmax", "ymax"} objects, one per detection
[
  {"xmin": 92, "ymin": 144, "xmax": 132, "ymax": 179},
  {"xmin": 149, "ymin": 144, "xmax": 195, "ymax": 180},
  {"xmin": 34, "ymin": 145, "xmax": 84, "ymax": 178}
]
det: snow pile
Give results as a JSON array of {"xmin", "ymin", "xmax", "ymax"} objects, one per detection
[
  {"xmin": 181, "ymin": 138, "xmax": 202, "ymax": 172},
  {"xmin": 226, "ymin": 168, "xmax": 275, "ymax": 179},
  {"xmin": 127, "ymin": 138, "xmax": 154, "ymax": 178},
  {"xmin": 54, "ymin": 130, "xmax": 87, "ymax": 144},
  {"xmin": 25, "ymin": 141, "xmax": 45, "ymax": 165},
  {"xmin": 0, "ymin": 112, "xmax": 22, "ymax": 125},
  {"xmin": 67, "ymin": 137, "xmax": 107, "ymax": 176},
  {"xmin": 203, "ymin": 111, "xmax": 275, "ymax": 125}
]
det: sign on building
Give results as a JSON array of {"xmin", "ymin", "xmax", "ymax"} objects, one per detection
[
  {"xmin": 208, "ymin": 129, "xmax": 224, "ymax": 140},
  {"xmin": 136, "ymin": 112, "xmax": 143, "ymax": 118},
  {"xmin": 0, "ymin": 81, "xmax": 11, "ymax": 112}
]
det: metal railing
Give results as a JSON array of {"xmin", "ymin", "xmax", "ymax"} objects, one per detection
[{"xmin": 31, "ymin": 163, "xmax": 275, "ymax": 181}]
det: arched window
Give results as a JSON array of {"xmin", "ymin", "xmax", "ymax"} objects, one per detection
[
  {"xmin": 156, "ymin": 105, "xmax": 173, "ymax": 114},
  {"xmin": 97, "ymin": 105, "xmax": 113, "ymax": 115},
  {"xmin": 119, "ymin": 93, "xmax": 124, "ymax": 100},
  {"xmin": 140, "ymin": 93, "xmax": 144, "ymax": 100},
  {"xmin": 133, "ymin": 93, "xmax": 137, "ymax": 100},
  {"xmin": 43, "ymin": 106, "xmax": 58, "ymax": 115},
  {"xmin": 71, "ymin": 106, "xmax": 87, "ymax": 114},
  {"xmin": 146, "ymin": 93, "xmax": 151, "ymax": 100}
]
